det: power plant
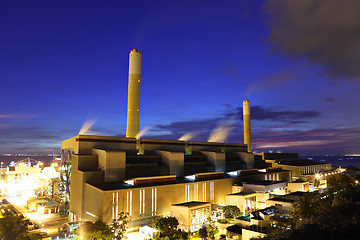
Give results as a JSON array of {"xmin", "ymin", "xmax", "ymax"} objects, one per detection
[
  {"xmin": 126, "ymin": 49, "xmax": 142, "ymax": 138},
  {"xmin": 243, "ymin": 99, "xmax": 251, "ymax": 152},
  {"xmin": 60, "ymin": 49, "xmax": 296, "ymax": 230}
]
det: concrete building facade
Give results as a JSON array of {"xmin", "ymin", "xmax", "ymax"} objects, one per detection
[{"xmin": 62, "ymin": 135, "xmax": 292, "ymax": 227}]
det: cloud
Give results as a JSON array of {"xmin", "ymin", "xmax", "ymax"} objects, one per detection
[
  {"xmin": 245, "ymin": 72, "xmax": 296, "ymax": 97},
  {"xmin": 222, "ymin": 60, "xmax": 237, "ymax": 75},
  {"xmin": 154, "ymin": 105, "xmax": 320, "ymax": 143},
  {"xmin": 231, "ymin": 106, "xmax": 320, "ymax": 123},
  {"xmin": 325, "ymin": 96, "xmax": 335, "ymax": 102},
  {"xmin": 0, "ymin": 113, "xmax": 32, "ymax": 118},
  {"xmin": 252, "ymin": 127, "xmax": 360, "ymax": 154},
  {"xmin": 156, "ymin": 117, "xmax": 221, "ymax": 135},
  {"xmin": 264, "ymin": 0, "xmax": 360, "ymax": 80}
]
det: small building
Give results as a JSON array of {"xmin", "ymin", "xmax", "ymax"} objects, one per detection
[
  {"xmin": 250, "ymin": 206, "xmax": 275, "ymax": 227},
  {"xmin": 266, "ymin": 159, "xmax": 332, "ymax": 180},
  {"xmin": 36, "ymin": 201, "xmax": 58, "ymax": 214},
  {"xmin": 170, "ymin": 201, "xmax": 211, "ymax": 232},
  {"xmin": 225, "ymin": 190, "xmax": 257, "ymax": 215},
  {"xmin": 27, "ymin": 197, "xmax": 48, "ymax": 212},
  {"xmin": 287, "ymin": 181, "xmax": 310, "ymax": 193},
  {"xmin": 227, "ymin": 180, "xmax": 287, "ymax": 213},
  {"xmin": 266, "ymin": 191, "xmax": 305, "ymax": 212},
  {"xmin": 242, "ymin": 180, "xmax": 287, "ymax": 193},
  {"xmin": 242, "ymin": 226, "xmax": 267, "ymax": 240}
]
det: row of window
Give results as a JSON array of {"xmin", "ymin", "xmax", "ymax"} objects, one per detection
[{"xmin": 111, "ymin": 182, "xmax": 216, "ymax": 219}]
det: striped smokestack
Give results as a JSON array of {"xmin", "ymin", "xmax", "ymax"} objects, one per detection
[
  {"xmin": 243, "ymin": 100, "xmax": 251, "ymax": 152},
  {"xmin": 126, "ymin": 49, "xmax": 141, "ymax": 138}
]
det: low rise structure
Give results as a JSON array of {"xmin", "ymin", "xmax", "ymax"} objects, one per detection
[{"xmin": 170, "ymin": 201, "xmax": 211, "ymax": 232}]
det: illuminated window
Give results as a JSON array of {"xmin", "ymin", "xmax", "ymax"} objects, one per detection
[
  {"xmin": 127, "ymin": 190, "xmax": 132, "ymax": 217},
  {"xmin": 112, "ymin": 193, "xmax": 115, "ymax": 219},
  {"xmin": 140, "ymin": 189, "xmax": 145, "ymax": 217},
  {"xmin": 152, "ymin": 188, "xmax": 157, "ymax": 216},
  {"xmin": 194, "ymin": 183, "xmax": 198, "ymax": 201},
  {"xmin": 203, "ymin": 182, "xmax": 207, "ymax": 202},
  {"xmin": 116, "ymin": 192, "xmax": 119, "ymax": 218}
]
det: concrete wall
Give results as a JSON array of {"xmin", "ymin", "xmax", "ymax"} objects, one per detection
[
  {"xmin": 242, "ymin": 228, "xmax": 267, "ymax": 240},
  {"xmin": 62, "ymin": 135, "xmax": 137, "ymax": 155},
  {"xmin": 155, "ymin": 150, "xmax": 184, "ymax": 176},
  {"xmin": 81, "ymin": 176, "xmax": 236, "ymax": 225},
  {"xmin": 287, "ymin": 182, "xmax": 310, "ymax": 193},
  {"xmin": 235, "ymin": 152, "xmax": 254, "ymax": 169},
  {"xmin": 201, "ymin": 151, "xmax": 225, "ymax": 172},
  {"xmin": 170, "ymin": 206, "xmax": 190, "ymax": 231},
  {"xmin": 225, "ymin": 193, "xmax": 257, "ymax": 214},
  {"xmin": 69, "ymin": 155, "xmax": 105, "ymax": 220},
  {"xmin": 83, "ymin": 184, "xmax": 104, "ymax": 221},
  {"xmin": 243, "ymin": 181, "xmax": 287, "ymax": 192},
  {"xmin": 92, "ymin": 149, "xmax": 126, "ymax": 182},
  {"xmin": 266, "ymin": 199, "xmax": 293, "ymax": 212},
  {"xmin": 139, "ymin": 139, "xmax": 185, "ymax": 154},
  {"xmin": 186, "ymin": 141, "xmax": 224, "ymax": 154}
]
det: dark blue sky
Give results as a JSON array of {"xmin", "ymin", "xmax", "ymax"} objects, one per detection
[{"xmin": 1, "ymin": 0, "xmax": 360, "ymax": 155}]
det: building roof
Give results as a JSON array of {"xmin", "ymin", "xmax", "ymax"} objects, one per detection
[
  {"xmin": 226, "ymin": 224, "xmax": 243, "ymax": 234},
  {"xmin": 37, "ymin": 201, "xmax": 58, "ymax": 207},
  {"xmin": 251, "ymin": 206, "xmax": 276, "ymax": 220},
  {"xmin": 268, "ymin": 191, "xmax": 305, "ymax": 203},
  {"xmin": 228, "ymin": 190, "xmax": 256, "ymax": 196},
  {"xmin": 172, "ymin": 201, "xmax": 210, "ymax": 208},
  {"xmin": 243, "ymin": 180, "xmax": 285, "ymax": 186},
  {"xmin": 87, "ymin": 167, "xmax": 290, "ymax": 192}
]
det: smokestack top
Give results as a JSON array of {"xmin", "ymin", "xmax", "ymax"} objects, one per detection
[
  {"xmin": 130, "ymin": 49, "xmax": 141, "ymax": 53},
  {"xmin": 243, "ymin": 100, "xmax": 250, "ymax": 116}
]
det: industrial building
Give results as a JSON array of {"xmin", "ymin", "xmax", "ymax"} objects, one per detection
[
  {"xmin": 259, "ymin": 153, "xmax": 333, "ymax": 181},
  {"xmin": 61, "ymin": 49, "xmax": 333, "ymax": 232},
  {"xmin": 62, "ymin": 135, "xmax": 292, "ymax": 228}
]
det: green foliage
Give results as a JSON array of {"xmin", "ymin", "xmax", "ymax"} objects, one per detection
[
  {"xmin": 75, "ymin": 220, "xmax": 113, "ymax": 240},
  {"xmin": 222, "ymin": 205, "xmax": 242, "ymax": 219},
  {"xmin": 153, "ymin": 229, "xmax": 189, "ymax": 240},
  {"xmin": 195, "ymin": 218, "xmax": 218, "ymax": 240},
  {"xmin": 204, "ymin": 217, "xmax": 218, "ymax": 240},
  {"xmin": 267, "ymin": 173, "xmax": 360, "ymax": 240},
  {"xmin": 74, "ymin": 212, "xmax": 130, "ymax": 240},
  {"xmin": 0, "ymin": 212, "xmax": 30, "ymax": 240},
  {"xmin": 217, "ymin": 218, "xmax": 230, "ymax": 224},
  {"xmin": 111, "ymin": 212, "xmax": 130, "ymax": 240},
  {"xmin": 346, "ymin": 165, "xmax": 359, "ymax": 173},
  {"xmin": 153, "ymin": 216, "xmax": 179, "ymax": 233},
  {"xmin": 196, "ymin": 226, "xmax": 208, "ymax": 240},
  {"xmin": 219, "ymin": 234, "xmax": 226, "ymax": 240}
]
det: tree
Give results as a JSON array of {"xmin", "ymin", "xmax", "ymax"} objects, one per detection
[
  {"xmin": 264, "ymin": 173, "xmax": 360, "ymax": 240},
  {"xmin": 111, "ymin": 212, "xmax": 130, "ymax": 240},
  {"xmin": 0, "ymin": 212, "xmax": 42, "ymax": 240},
  {"xmin": 205, "ymin": 217, "xmax": 218, "ymax": 240},
  {"xmin": 75, "ymin": 220, "xmax": 114, "ymax": 240},
  {"xmin": 153, "ymin": 216, "xmax": 179, "ymax": 233},
  {"xmin": 222, "ymin": 205, "xmax": 241, "ymax": 219},
  {"xmin": 197, "ymin": 226, "xmax": 208, "ymax": 240},
  {"xmin": 195, "ymin": 218, "xmax": 218, "ymax": 240}
]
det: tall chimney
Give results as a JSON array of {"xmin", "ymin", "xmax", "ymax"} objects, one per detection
[
  {"xmin": 243, "ymin": 100, "xmax": 251, "ymax": 152},
  {"xmin": 126, "ymin": 49, "xmax": 142, "ymax": 138}
]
